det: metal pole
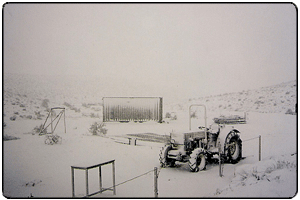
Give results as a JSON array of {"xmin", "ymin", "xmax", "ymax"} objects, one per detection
[
  {"xmin": 154, "ymin": 167, "xmax": 158, "ymax": 198},
  {"xmin": 64, "ymin": 109, "xmax": 66, "ymax": 133},
  {"xmin": 259, "ymin": 135, "xmax": 261, "ymax": 161},
  {"xmin": 86, "ymin": 169, "xmax": 89, "ymax": 197},
  {"xmin": 71, "ymin": 167, "xmax": 75, "ymax": 197},
  {"xmin": 51, "ymin": 109, "xmax": 53, "ymax": 133},
  {"xmin": 112, "ymin": 161, "xmax": 116, "ymax": 195}
]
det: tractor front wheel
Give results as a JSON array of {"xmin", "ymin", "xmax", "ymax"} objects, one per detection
[{"xmin": 188, "ymin": 148, "xmax": 206, "ymax": 172}]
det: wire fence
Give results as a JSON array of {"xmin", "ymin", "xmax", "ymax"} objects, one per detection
[
  {"xmin": 106, "ymin": 168, "xmax": 156, "ymax": 191},
  {"xmin": 219, "ymin": 135, "xmax": 261, "ymax": 177},
  {"xmin": 77, "ymin": 136, "xmax": 262, "ymax": 197},
  {"xmin": 243, "ymin": 136, "xmax": 260, "ymax": 142},
  {"xmin": 73, "ymin": 164, "xmax": 163, "ymax": 198}
]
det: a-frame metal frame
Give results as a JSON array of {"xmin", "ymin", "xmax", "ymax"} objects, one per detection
[{"xmin": 39, "ymin": 107, "xmax": 66, "ymax": 135}]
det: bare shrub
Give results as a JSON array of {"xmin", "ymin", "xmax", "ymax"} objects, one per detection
[
  {"xmin": 285, "ymin": 109, "xmax": 296, "ymax": 115},
  {"xmin": 190, "ymin": 111, "xmax": 197, "ymax": 118},
  {"xmin": 172, "ymin": 115, "xmax": 177, "ymax": 120},
  {"xmin": 10, "ymin": 115, "xmax": 17, "ymax": 121},
  {"xmin": 34, "ymin": 111, "xmax": 43, "ymax": 120},
  {"xmin": 4, "ymin": 134, "xmax": 20, "ymax": 141},
  {"xmin": 90, "ymin": 113, "xmax": 99, "ymax": 118},
  {"xmin": 165, "ymin": 112, "xmax": 177, "ymax": 120},
  {"xmin": 41, "ymin": 99, "xmax": 49, "ymax": 109},
  {"xmin": 89, "ymin": 122, "xmax": 107, "ymax": 136},
  {"xmin": 64, "ymin": 102, "xmax": 80, "ymax": 113},
  {"xmin": 82, "ymin": 103, "xmax": 91, "ymax": 108},
  {"xmin": 165, "ymin": 112, "xmax": 172, "ymax": 118}
]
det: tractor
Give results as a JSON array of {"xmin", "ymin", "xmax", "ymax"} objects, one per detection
[{"xmin": 159, "ymin": 104, "xmax": 242, "ymax": 172}]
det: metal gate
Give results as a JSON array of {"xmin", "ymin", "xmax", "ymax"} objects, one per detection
[{"xmin": 103, "ymin": 97, "xmax": 163, "ymax": 123}]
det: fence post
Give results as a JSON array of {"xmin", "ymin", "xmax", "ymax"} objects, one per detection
[
  {"xmin": 154, "ymin": 167, "xmax": 158, "ymax": 198},
  {"xmin": 85, "ymin": 169, "xmax": 89, "ymax": 197},
  {"xmin": 112, "ymin": 161, "xmax": 116, "ymax": 195},
  {"xmin": 99, "ymin": 166, "xmax": 102, "ymax": 192},
  {"xmin": 259, "ymin": 135, "xmax": 261, "ymax": 161}
]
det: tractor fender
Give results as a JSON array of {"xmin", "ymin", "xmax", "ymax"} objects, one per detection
[{"xmin": 217, "ymin": 126, "xmax": 240, "ymax": 154}]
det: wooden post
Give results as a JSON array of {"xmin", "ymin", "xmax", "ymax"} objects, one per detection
[
  {"xmin": 154, "ymin": 167, "xmax": 158, "ymax": 198},
  {"xmin": 85, "ymin": 169, "xmax": 89, "ymax": 197},
  {"xmin": 112, "ymin": 161, "xmax": 116, "ymax": 195},
  {"xmin": 259, "ymin": 135, "xmax": 261, "ymax": 161},
  {"xmin": 71, "ymin": 167, "xmax": 75, "ymax": 197},
  {"xmin": 99, "ymin": 166, "xmax": 102, "ymax": 192},
  {"xmin": 159, "ymin": 97, "xmax": 163, "ymax": 123}
]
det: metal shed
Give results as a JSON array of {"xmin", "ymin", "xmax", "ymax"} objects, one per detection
[{"xmin": 103, "ymin": 97, "xmax": 163, "ymax": 123}]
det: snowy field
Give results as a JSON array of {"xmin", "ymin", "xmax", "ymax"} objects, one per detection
[{"xmin": 3, "ymin": 73, "xmax": 297, "ymax": 198}]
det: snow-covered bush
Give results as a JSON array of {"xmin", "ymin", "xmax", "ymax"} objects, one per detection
[{"xmin": 89, "ymin": 122, "xmax": 107, "ymax": 136}]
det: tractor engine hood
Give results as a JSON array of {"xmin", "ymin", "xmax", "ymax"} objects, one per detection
[{"xmin": 170, "ymin": 130, "xmax": 206, "ymax": 145}]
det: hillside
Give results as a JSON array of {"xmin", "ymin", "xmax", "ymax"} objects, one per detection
[
  {"xmin": 166, "ymin": 80, "xmax": 297, "ymax": 115},
  {"xmin": 3, "ymin": 73, "xmax": 296, "ymax": 126}
]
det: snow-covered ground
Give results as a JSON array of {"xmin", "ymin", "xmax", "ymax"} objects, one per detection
[{"xmin": 3, "ymin": 73, "xmax": 297, "ymax": 198}]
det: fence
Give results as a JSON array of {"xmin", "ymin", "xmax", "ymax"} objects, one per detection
[
  {"xmin": 218, "ymin": 135, "xmax": 262, "ymax": 177},
  {"xmin": 103, "ymin": 97, "xmax": 163, "ymax": 123},
  {"xmin": 71, "ymin": 136, "xmax": 262, "ymax": 197}
]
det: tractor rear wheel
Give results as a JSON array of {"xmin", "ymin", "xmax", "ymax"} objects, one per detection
[
  {"xmin": 188, "ymin": 148, "xmax": 206, "ymax": 172},
  {"xmin": 225, "ymin": 132, "xmax": 242, "ymax": 163},
  {"xmin": 159, "ymin": 145, "xmax": 175, "ymax": 167}
]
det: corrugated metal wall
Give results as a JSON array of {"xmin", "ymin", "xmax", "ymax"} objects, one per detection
[{"xmin": 103, "ymin": 97, "xmax": 163, "ymax": 122}]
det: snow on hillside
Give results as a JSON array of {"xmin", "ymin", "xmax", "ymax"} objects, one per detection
[
  {"xmin": 167, "ymin": 80, "xmax": 297, "ymax": 115},
  {"xmin": 3, "ymin": 73, "xmax": 297, "ymax": 198}
]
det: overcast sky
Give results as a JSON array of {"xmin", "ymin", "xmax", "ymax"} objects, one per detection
[{"xmin": 3, "ymin": 3, "xmax": 297, "ymax": 99}]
